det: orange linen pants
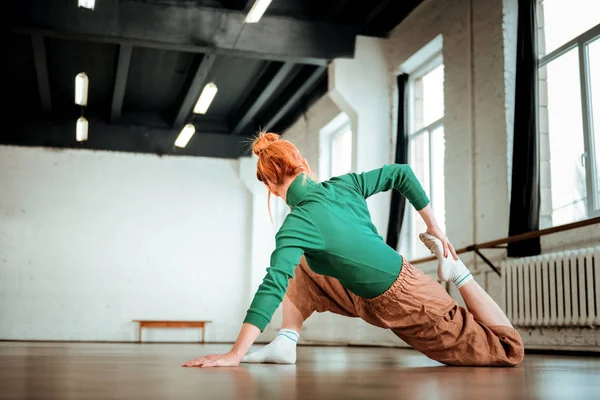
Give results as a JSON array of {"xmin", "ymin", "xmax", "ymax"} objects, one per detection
[{"xmin": 287, "ymin": 257, "xmax": 524, "ymax": 366}]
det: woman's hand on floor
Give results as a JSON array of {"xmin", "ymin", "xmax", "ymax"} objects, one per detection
[
  {"xmin": 182, "ymin": 323, "xmax": 260, "ymax": 368},
  {"xmin": 426, "ymin": 225, "xmax": 458, "ymax": 260},
  {"xmin": 182, "ymin": 351, "xmax": 241, "ymax": 368}
]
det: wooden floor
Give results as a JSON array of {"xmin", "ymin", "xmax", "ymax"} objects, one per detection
[{"xmin": 1, "ymin": 343, "xmax": 599, "ymax": 400}]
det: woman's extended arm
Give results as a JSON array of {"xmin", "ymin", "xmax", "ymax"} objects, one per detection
[
  {"xmin": 182, "ymin": 211, "xmax": 324, "ymax": 368},
  {"xmin": 343, "ymin": 164, "xmax": 457, "ymax": 260}
]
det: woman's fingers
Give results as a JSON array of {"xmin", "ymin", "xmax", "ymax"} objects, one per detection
[
  {"xmin": 182, "ymin": 353, "xmax": 238, "ymax": 368},
  {"xmin": 449, "ymin": 242, "xmax": 458, "ymax": 260},
  {"xmin": 201, "ymin": 360, "xmax": 217, "ymax": 368},
  {"xmin": 182, "ymin": 355, "xmax": 212, "ymax": 367},
  {"xmin": 183, "ymin": 352, "xmax": 241, "ymax": 368}
]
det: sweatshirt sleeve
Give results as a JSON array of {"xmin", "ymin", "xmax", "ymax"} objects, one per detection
[
  {"xmin": 344, "ymin": 164, "xmax": 430, "ymax": 211},
  {"xmin": 243, "ymin": 211, "xmax": 323, "ymax": 331}
]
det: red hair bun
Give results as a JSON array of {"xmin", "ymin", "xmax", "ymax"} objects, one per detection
[{"xmin": 252, "ymin": 132, "xmax": 280, "ymax": 156}]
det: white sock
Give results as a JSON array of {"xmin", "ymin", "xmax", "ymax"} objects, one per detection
[
  {"xmin": 418, "ymin": 233, "xmax": 473, "ymax": 288},
  {"xmin": 241, "ymin": 329, "xmax": 298, "ymax": 364}
]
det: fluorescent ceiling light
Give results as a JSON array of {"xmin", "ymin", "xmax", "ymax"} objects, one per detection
[
  {"xmin": 193, "ymin": 82, "xmax": 218, "ymax": 114},
  {"xmin": 245, "ymin": 0, "xmax": 272, "ymax": 23},
  {"xmin": 175, "ymin": 124, "xmax": 196, "ymax": 148},
  {"xmin": 76, "ymin": 117, "xmax": 89, "ymax": 142},
  {"xmin": 75, "ymin": 72, "xmax": 89, "ymax": 106},
  {"xmin": 78, "ymin": 0, "xmax": 95, "ymax": 10}
]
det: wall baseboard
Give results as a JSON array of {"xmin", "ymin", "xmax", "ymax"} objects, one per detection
[{"xmin": 525, "ymin": 348, "xmax": 600, "ymax": 357}]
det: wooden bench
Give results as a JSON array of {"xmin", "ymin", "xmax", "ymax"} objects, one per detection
[{"xmin": 133, "ymin": 320, "xmax": 212, "ymax": 343}]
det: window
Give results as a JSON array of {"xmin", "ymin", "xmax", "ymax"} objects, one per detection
[
  {"xmin": 319, "ymin": 112, "xmax": 353, "ymax": 180},
  {"xmin": 330, "ymin": 126, "xmax": 352, "ymax": 177},
  {"xmin": 538, "ymin": 0, "xmax": 600, "ymax": 227},
  {"xmin": 404, "ymin": 56, "xmax": 446, "ymax": 259}
]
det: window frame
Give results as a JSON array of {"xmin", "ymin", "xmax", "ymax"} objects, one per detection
[
  {"xmin": 404, "ymin": 53, "xmax": 445, "ymax": 259},
  {"xmin": 538, "ymin": 22, "xmax": 600, "ymax": 220}
]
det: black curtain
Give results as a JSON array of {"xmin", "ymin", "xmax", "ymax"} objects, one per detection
[
  {"xmin": 386, "ymin": 74, "xmax": 409, "ymax": 250},
  {"xmin": 508, "ymin": 0, "xmax": 541, "ymax": 257}
]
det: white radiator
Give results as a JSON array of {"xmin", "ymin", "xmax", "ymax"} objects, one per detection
[{"xmin": 502, "ymin": 247, "xmax": 600, "ymax": 327}]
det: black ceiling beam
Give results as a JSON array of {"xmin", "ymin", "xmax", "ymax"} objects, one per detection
[
  {"xmin": 173, "ymin": 54, "xmax": 218, "ymax": 128},
  {"xmin": 108, "ymin": 112, "xmax": 230, "ymax": 134},
  {"xmin": 274, "ymin": 74, "xmax": 328, "ymax": 133},
  {"xmin": 364, "ymin": 0, "xmax": 392, "ymax": 26},
  {"xmin": 3, "ymin": 117, "xmax": 246, "ymax": 159},
  {"xmin": 8, "ymin": 0, "xmax": 359, "ymax": 66},
  {"xmin": 325, "ymin": 0, "xmax": 353, "ymax": 20},
  {"xmin": 110, "ymin": 44, "xmax": 133, "ymax": 123},
  {"xmin": 242, "ymin": 0, "xmax": 254, "ymax": 11},
  {"xmin": 264, "ymin": 66, "xmax": 327, "ymax": 131},
  {"xmin": 30, "ymin": 34, "xmax": 52, "ymax": 114},
  {"xmin": 187, "ymin": 116, "xmax": 230, "ymax": 134},
  {"xmin": 220, "ymin": 0, "xmax": 253, "ymax": 11},
  {"xmin": 373, "ymin": 0, "xmax": 424, "ymax": 37},
  {"xmin": 232, "ymin": 62, "xmax": 301, "ymax": 135}
]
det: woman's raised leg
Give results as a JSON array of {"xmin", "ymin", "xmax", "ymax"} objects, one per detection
[
  {"xmin": 419, "ymin": 233, "xmax": 512, "ymax": 327},
  {"xmin": 458, "ymin": 280, "xmax": 512, "ymax": 327},
  {"xmin": 410, "ymin": 232, "xmax": 524, "ymax": 366}
]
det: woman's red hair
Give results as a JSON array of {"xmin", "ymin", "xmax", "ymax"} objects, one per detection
[
  {"xmin": 252, "ymin": 132, "xmax": 306, "ymax": 185},
  {"xmin": 251, "ymin": 132, "xmax": 308, "ymax": 220}
]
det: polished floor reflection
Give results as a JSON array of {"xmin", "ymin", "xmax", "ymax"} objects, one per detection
[{"xmin": 1, "ymin": 343, "xmax": 599, "ymax": 399}]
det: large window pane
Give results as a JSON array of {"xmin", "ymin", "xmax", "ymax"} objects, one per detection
[
  {"xmin": 545, "ymin": 48, "xmax": 588, "ymax": 224},
  {"xmin": 331, "ymin": 128, "xmax": 352, "ymax": 177},
  {"xmin": 410, "ymin": 133, "xmax": 431, "ymax": 197},
  {"xmin": 410, "ymin": 133, "xmax": 430, "ymax": 258},
  {"xmin": 540, "ymin": 0, "xmax": 600, "ymax": 56},
  {"xmin": 588, "ymin": 37, "xmax": 600, "ymax": 207},
  {"xmin": 422, "ymin": 64, "xmax": 444, "ymax": 128},
  {"xmin": 430, "ymin": 126, "xmax": 446, "ymax": 233}
]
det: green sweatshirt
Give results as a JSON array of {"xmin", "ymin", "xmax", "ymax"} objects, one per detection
[{"xmin": 243, "ymin": 164, "xmax": 430, "ymax": 331}]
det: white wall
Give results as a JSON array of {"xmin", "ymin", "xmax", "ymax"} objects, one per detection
[{"xmin": 0, "ymin": 146, "xmax": 251, "ymax": 342}]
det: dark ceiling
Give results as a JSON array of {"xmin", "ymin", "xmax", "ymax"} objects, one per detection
[{"xmin": 1, "ymin": 0, "xmax": 423, "ymax": 159}]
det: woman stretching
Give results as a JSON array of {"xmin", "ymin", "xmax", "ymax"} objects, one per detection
[{"xmin": 182, "ymin": 133, "xmax": 524, "ymax": 368}]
